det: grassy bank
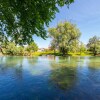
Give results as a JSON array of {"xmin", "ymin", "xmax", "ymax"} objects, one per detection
[
  {"xmin": 31, "ymin": 51, "xmax": 93, "ymax": 57},
  {"xmin": 0, "ymin": 51, "xmax": 97, "ymax": 57}
]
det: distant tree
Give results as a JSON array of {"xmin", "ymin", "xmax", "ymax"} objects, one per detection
[
  {"xmin": 26, "ymin": 42, "xmax": 38, "ymax": 55},
  {"xmin": 68, "ymin": 40, "xmax": 86, "ymax": 54},
  {"xmin": 5, "ymin": 42, "xmax": 17, "ymax": 55},
  {"xmin": 87, "ymin": 36, "xmax": 100, "ymax": 56},
  {"xmin": 48, "ymin": 21, "xmax": 81, "ymax": 55},
  {"xmin": 50, "ymin": 39, "xmax": 58, "ymax": 54},
  {"xmin": 0, "ymin": 0, "xmax": 74, "ymax": 44},
  {"xmin": 79, "ymin": 42, "xmax": 86, "ymax": 54},
  {"xmin": 17, "ymin": 46, "xmax": 25, "ymax": 56}
]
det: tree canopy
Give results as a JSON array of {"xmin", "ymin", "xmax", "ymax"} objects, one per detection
[
  {"xmin": 87, "ymin": 36, "xmax": 100, "ymax": 56},
  {"xmin": 48, "ymin": 21, "xmax": 81, "ymax": 55},
  {"xmin": 0, "ymin": 41, "xmax": 38, "ymax": 56},
  {"xmin": 26, "ymin": 42, "xmax": 38, "ymax": 53},
  {"xmin": 0, "ymin": 0, "xmax": 74, "ymax": 44}
]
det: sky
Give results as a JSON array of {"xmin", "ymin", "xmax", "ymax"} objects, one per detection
[{"xmin": 33, "ymin": 0, "xmax": 100, "ymax": 48}]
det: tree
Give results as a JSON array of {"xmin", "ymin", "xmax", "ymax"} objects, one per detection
[
  {"xmin": 50, "ymin": 39, "xmax": 58, "ymax": 54},
  {"xmin": 0, "ymin": 39, "xmax": 38, "ymax": 55},
  {"xmin": 17, "ymin": 46, "xmax": 25, "ymax": 56},
  {"xmin": 26, "ymin": 42, "xmax": 38, "ymax": 55},
  {"xmin": 69, "ymin": 40, "xmax": 79, "ymax": 53},
  {"xmin": 79, "ymin": 42, "xmax": 86, "ymax": 54},
  {"xmin": 0, "ymin": 0, "xmax": 74, "ymax": 44},
  {"xmin": 87, "ymin": 36, "xmax": 100, "ymax": 56},
  {"xmin": 48, "ymin": 21, "xmax": 81, "ymax": 55},
  {"xmin": 5, "ymin": 42, "xmax": 18, "ymax": 55}
]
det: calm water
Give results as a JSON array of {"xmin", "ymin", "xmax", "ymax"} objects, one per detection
[{"xmin": 0, "ymin": 56, "xmax": 100, "ymax": 100}]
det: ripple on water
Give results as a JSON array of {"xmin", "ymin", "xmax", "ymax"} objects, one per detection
[{"xmin": 0, "ymin": 56, "xmax": 100, "ymax": 100}]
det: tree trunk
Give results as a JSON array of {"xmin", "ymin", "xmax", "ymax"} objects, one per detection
[
  {"xmin": 93, "ymin": 47, "xmax": 97, "ymax": 56},
  {"xmin": 54, "ymin": 49, "xmax": 56, "ymax": 54},
  {"xmin": 0, "ymin": 47, "xmax": 4, "ymax": 55},
  {"xmin": 62, "ymin": 48, "xmax": 66, "ymax": 56}
]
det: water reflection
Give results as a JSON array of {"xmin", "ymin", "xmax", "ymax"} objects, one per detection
[
  {"xmin": 0, "ymin": 56, "xmax": 24, "ymax": 80},
  {"xmin": 27, "ymin": 57, "xmax": 38, "ymax": 66},
  {"xmin": 0, "ymin": 56, "xmax": 100, "ymax": 100},
  {"xmin": 88, "ymin": 57, "xmax": 100, "ymax": 69},
  {"xmin": 0, "ymin": 56, "xmax": 23, "ymax": 67},
  {"xmin": 49, "ymin": 56, "xmax": 78, "ymax": 90},
  {"xmin": 0, "ymin": 56, "xmax": 39, "ymax": 79},
  {"xmin": 50, "ymin": 67, "xmax": 77, "ymax": 90}
]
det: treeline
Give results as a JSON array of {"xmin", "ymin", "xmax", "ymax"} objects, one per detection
[
  {"xmin": 48, "ymin": 21, "xmax": 100, "ymax": 56},
  {"xmin": 0, "ymin": 21, "xmax": 100, "ymax": 56},
  {"xmin": 0, "ymin": 42, "xmax": 38, "ymax": 56}
]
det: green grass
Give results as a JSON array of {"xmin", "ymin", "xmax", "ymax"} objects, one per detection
[
  {"xmin": 31, "ymin": 51, "xmax": 93, "ymax": 57},
  {"xmin": 0, "ymin": 51, "xmax": 94, "ymax": 57},
  {"xmin": 32, "ymin": 51, "xmax": 60, "ymax": 56},
  {"xmin": 68, "ymin": 52, "xmax": 92, "ymax": 56}
]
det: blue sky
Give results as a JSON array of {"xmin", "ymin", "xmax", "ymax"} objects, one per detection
[{"xmin": 33, "ymin": 0, "xmax": 100, "ymax": 48}]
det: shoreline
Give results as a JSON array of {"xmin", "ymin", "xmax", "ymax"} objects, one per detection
[{"xmin": 0, "ymin": 54, "xmax": 99, "ymax": 57}]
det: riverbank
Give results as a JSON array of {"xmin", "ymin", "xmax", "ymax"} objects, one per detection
[
  {"xmin": 0, "ymin": 51, "xmax": 99, "ymax": 57},
  {"xmin": 26, "ymin": 51, "xmax": 93, "ymax": 57}
]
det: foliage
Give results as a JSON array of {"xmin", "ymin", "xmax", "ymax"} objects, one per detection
[
  {"xmin": 17, "ymin": 46, "xmax": 25, "ymax": 55},
  {"xmin": 0, "ymin": 0, "xmax": 74, "ymax": 44},
  {"xmin": 49, "ymin": 39, "xmax": 58, "ymax": 53},
  {"xmin": 69, "ymin": 40, "xmax": 79, "ymax": 53},
  {"xmin": 4, "ymin": 42, "xmax": 17, "ymax": 55},
  {"xmin": 48, "ymin": 21, "xmax": 81, "ymax": 55},
  {"xmin": 79, "ymin": 42, "xmax": 86, "ymax": 54},
  {"xmin": 87, "ymin": 36, "xmax": 100, "ymax": 56},
  {"xmin": 26, "ymin": 42, "xmax": 38, "ymax": 53},
  {"xmin": 50, "ymin": 60, "xmax": 77, "ymax": 90},
  {"xmin": 0, "ymin": 41, "xmax": 38, "ymax": 56}
]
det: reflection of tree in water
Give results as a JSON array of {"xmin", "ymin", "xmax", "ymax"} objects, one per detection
[
  {"xmin": 27, "ymin": 57, "xmax": 38, "ymax": 66},
  {"xmin": 49, "ymin": 57, "xmax": 78, "ymax": 90},
  {"xmin": 0, "ymin": 56, "xmax": 24, "ymax": 80},
  {"xmin": 46, "ymin": 55, "xmax": 56, "ymax": 60},
  {"xmin": 14, "ymin": 62, "xmax": 23, "ymax": 80},
  {"xmin": 50, "ymin": 67, "xmax": 76, "ymax": 90},
  {"xmin": 88, "ymin": 57, "xmax": 100, "ymax": 69},
  {"xmin": 0, "ymin": 56, "xmax": 23, "ymax": 67},
  {"xmin": 26, "ymin": 57, "xmax": 40, "ymax": 75}
]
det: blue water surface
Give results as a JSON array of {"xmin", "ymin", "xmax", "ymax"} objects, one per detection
[{"xmin": 0, "ymin": 56, "xmax": 100, "ymax": 100}]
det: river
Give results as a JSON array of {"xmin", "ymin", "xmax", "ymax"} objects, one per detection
[{"xmin": 0, "ymin": 56, "xmax": 100, "ymax": 100}]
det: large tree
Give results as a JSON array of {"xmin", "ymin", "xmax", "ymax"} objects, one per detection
[
  {"xmin": 87, "ymin": 36, "xmax": 100, "ymax": 56},
  {"xmin": 0, "ymin": 41, "xmax": 18, "ymax": 55},
  {"xmin": 48, "ymin": 21, "xmax": 81, "ymax": 55},
  {"xmin": 69, "ymin": 40, "xmax": 79, "ymax": 53},
  {"xmin": 0, "ymin": 0, "xmax": 74, "ymax": 44}
]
